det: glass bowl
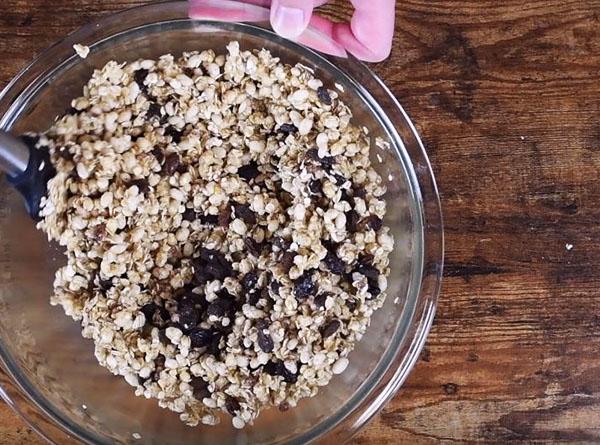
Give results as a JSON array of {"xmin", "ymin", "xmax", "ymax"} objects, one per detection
[{"xmin": 0, "ymin": 2, "xmax": 443, "ymax": 444}]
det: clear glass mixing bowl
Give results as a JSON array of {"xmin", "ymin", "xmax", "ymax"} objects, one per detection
[{"xmin": 0, "ymin": 2, "xmax": 443, "ymax": 444}]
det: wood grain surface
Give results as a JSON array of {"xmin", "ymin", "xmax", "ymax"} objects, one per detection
[{"xmin": 2, "ymin": 0, "xmax": 600, "ymax": 443}]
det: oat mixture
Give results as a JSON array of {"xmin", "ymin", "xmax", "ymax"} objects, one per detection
[{"xmin": 36, "ymin": 42, "xmax": 393, "ymax": 428}]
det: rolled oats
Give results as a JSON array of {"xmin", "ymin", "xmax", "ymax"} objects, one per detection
[{"xmin": 36, "ymin": 41, "xmax": 393, "ymax": 429}]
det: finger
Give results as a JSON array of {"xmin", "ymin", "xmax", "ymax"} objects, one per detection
[
  {"xmin": 332, "ymin": 0, "xmax": 395, "ymax": 62},
  {"xmin": 189, "ymin": 0, "xmax": 270, "ymax": 22},
  {"xmin": 270, "ymin": 0, "xmax": 314, "ymax": 40},
  {"xmin": 297, "ymin": 14, "xmax": 347, "ymax": 58}
]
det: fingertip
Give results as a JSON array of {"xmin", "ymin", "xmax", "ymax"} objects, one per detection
[{"xmin": 270, "ymin": 0, "xmax": 313, "ymax": 40}]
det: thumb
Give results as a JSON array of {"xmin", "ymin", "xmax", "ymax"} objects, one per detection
[{"xmin": 270, "ymin": 0, "xmax": 314, "ymax": 40}]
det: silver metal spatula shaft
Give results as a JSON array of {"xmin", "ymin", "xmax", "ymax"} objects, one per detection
[{"xmin": 0, "ymin": 130, "xmax": 30, "ymax": 177}]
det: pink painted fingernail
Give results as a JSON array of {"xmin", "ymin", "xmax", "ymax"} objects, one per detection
[{"xmin": 271, "ymin": 5, "xmax": 305, "ymax": 39}]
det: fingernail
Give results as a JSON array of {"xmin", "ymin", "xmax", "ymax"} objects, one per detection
[{"xmin": 272, "ymin": 6, "xmax": 305, "ymax": 39}]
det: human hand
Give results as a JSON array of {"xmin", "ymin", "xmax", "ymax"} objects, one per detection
[{"xmin": 188, "ymin": 0, "xmax": 395, "ymax": 62}]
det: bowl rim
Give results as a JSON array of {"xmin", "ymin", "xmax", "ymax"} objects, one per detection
[{"xmin": 0, "ymin": 2, "xmax": 444, "ymax": 444}]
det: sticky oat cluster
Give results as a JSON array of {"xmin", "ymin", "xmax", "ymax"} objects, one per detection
[{"xmin": 36, "ymin": 42, "xmax": 393, "ymax": 428}]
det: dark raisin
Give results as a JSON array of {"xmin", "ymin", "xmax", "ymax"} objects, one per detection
[
  {"xmin": 273, "ymin": 237, "xmax": 291, "ymax": 251},
  {"xmin": 162, "ymin": 153, "xmax": 180, "ymax": 175},
  {"xmin": 141, "ymin": 303, "xmax": 169, "ymax": 328},
  {"xmin": 238, "ymin": 161, "xmax": 260, "ymax": 181},
  {"xmin": 279, "ymin": 251, "xmax": 296, "ymax": 274},
  {"xmin": 322, "ymin": 320, "xmax": 340, "ymax": 338},
  {"xmin": 183, "ymin": 67, "xmax": 196, "ymax": 78},
  {"xmin": 279, "ymin": 402, "xmax": 290, "ymax": 412},
  {"xmin": 334, "ymin": 174, "xmax": 347, "ymax": 186},
  {"xmin": 319, "ymin": 156, "xmax": 336, "ymax": 170},
  {"xmin": 233, "ymin": 203, "xmax": 257, "ymax": 225},
  {"xmin": 346, "ymin": 210, "xmax": 360, "ymax": 232},
  {"xmin": 207, "ymin": 297, "xmax": 234, "ymax": 318},
  {"xmin": 177, "ymin": 299, "xmax": 200, "ymax": 331},
  {"xmin": 154, "ymin": 354, "xmax": 166, "ymax": 377},
  {"xmin": 202, "ymin": 249, "xmax": 233, "ymax": 280},
  {"xmin": 356, "ymin": 262, "xmax": 379, "ymax": 281},
  {"xmin": 247, "ymin": 290, "xmax": 260, "ymax": 306},
  {"xmin": 225, "ymin": 396, "xmax": 241, "ymax": 415},
  {"xmin": 98, "ymin": 276, "xmax": 113, "ymax": 291},
  {"xmin": 314, "ymin": 293, "xmax": 328, "ymax": 308},
  {"xmin": 353, "ymin": 185, "xmax": 367, "ymax": 199},
  {"xmin": 317, "ymin": 86, "xmax": 332, "ymax": 105},
  {"xmin": 200, "ymin": 213, "xmax": 219, "ymax": 225},
  {"xmin": 367, "ymin": 279, "xmax": 381, "ymax": 298},
  {"xmin": 147, "ymin": 102, "xmax": 162, "ymax": 119},
  {"xmin": 242, "ymin": 272, "xmax": 259, "ymax": 291},
  {"xmin": 134, "ymin": 68, "xmax": 149, "ymax": 94},
  {"xmin": 164, "ymin": 126, "xmax": 184, "ymax": 144},
  {"xmin": 66, "ymin": 106, "xmax": 83, "ymax": 115},
  {"xmin": 257, "ymin": 325, "xmax": 274, "ymax": 353},
  {"xmin": 151, "ymin": 146, "xmax": 164, "ymax": 164},
  {"xmin": 309, "ymin": 179, "xmax": 323, "ymax": 195},
  {"xmin": 189, "ymin": 328, "xmax": 213, "ymax": 348},
  {"xmin": 278, "ymin": 123, "xmax": 298, "ymax": 135},
  {"xmin": 218, "ymin": 206, "xmax": 231, "ymax": 227},
  {"xmin": 207, "ymin": 331, "xmax": 223, "ymax": 356},
  {"xmin": 245, "ymin": 237, "xmax": 262, "ymax": 257},
  {"xmin": 346, "ymin": 299, "xmax": 358, "ymax": 312},
  {"xmin": 294, "ymin": 271, "xmax": 316, "ymax": 299},
  {"xmin": 324, "ymin": 251, "xmax": 345, "ymax": 275},
  {"xmin": 57, "ymin": 148, "xmax": 74, "ymax": 161},
  {"xmin": 365, "ymin": 215, "xmax": 383, "ymax": 231},
  {"xmin": 306, "ymin": 148, "xmax": 320, "ymax": 161},
  {"xmin": 263, "ymin": 360, "xmax": 297, "ymax": 383},
  {"xmin": 190, "ymin": 376, "xmax": 210, "ymax": 400},
  {"xmin": 270, "ymin": 280, "xmax": 281, "ymax": 296},
  {"xmin": 182, "ymin": 208, "xmax": 197, "ymax": 222},
  {"xmin": 127, "ymin": 178, "xmax": 150, "ymax": 195}
]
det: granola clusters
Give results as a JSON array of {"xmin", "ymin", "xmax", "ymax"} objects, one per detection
[{"xmin": 37, "ymin": 42, "xmax": 393, "ymax": 428}]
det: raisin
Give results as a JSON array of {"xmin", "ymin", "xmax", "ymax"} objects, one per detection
[
  {"xmin": 322, "ymin": 320, "xmax": 340, "ymax": 338},
  {"xmin": 245, "ymin": 237, "xmax": 262, "ymax": 257},
  {"xmin": 183, "ymin": 67, "xmax": 196, "ymax": 78},
  {"xmin": 141, "ymin": 303, "xmax": 169, "ymax": 328},
  {"xmin": 257, "ymin": 326, "xmax": 274, "ymax": 353},
  {"xmin": 147, "ymin": 102, "xmax": 162, "ymax": 119},
  {"xmin": 190, "ymin": 377, "xmax": 210, "ymax": 401},
  {"xmin": 134, "ymin": 68, "xmax": 149, "ymax": 94},
  {"xmin": 242, "ymin": 272, "xmax": 259, "ymax": 291},
  {"xmin": 278, "ymin": 402, "xmax": 290, "ymax": 412},
  {"xmin": 319, "ymin": 156, "xmax": 336, "ymax": 170},
  {"xmin": 278, "ymin": 123, "xmax": 298, "ymax": 135},
  {"xmin": 127, "ymin": 178, "xmax": 150, "ymax": 195},
  {"xmin": 225, "ymin": 396, "xmax": 241, "ymax": 415},
  {"xmin": 162, "ymin": 153, "xmax": 181, "ymax": 176},
  {"xmin": 346, "ymin": 210, "xmax": 360, "ymax": 232},
  {"xmin": 207, "ymin": 331, "xmax": 223, "ymax": 356},
  {"xmin": 334, "ymin": 174, "xmax": 347, "ymax": 186},
  {"xmin": 314, "ymin": 293, "xmax": 328, "ymax": 308},
  {"xmin": 57, "ymin": 148, "xmax": 74, "ymax": 161},
  {"xmin": 182, "ymin": 208, "xmax": 197, "ymax": 222},
  {"xmin": 207, "ymin": 297, "xmax": 234, "ymax": 318},
  {"xmin": 151, "ymin": 146, "xmax": 164, "ymax": 164},
  {"xmin": 193, "ymin": 248, "xmax": 233, "ymax": 282},
  {"xmin": 270, "ymin": 280, "xmax": 281, "ymax": 296},
  {"xmin": 324, "ymin": 251, "xmax": 345, "ymax": 275},
  {"xmin": 356, "ymin": 262, "xmax": 379, "ymax": 281},
  {"xmin": 279, "ymin": 251, "xmax": 296, "ymax": 274},
  {"xmin": 200, "ymin": 213, "xmax": 219, "ymax": 225},
  {"xmin": 263, "ymin": 360, "xmax": 297, "ymax": 383},
  {"xmin": 98, "ymin": 276, "xmax": 113, "ymax": 291},
  {"xmin": 273, "ymin": 237, "xmax": 291, "ymax": 251},
  {"xmin": 238, "ymin": 161, "xmax": 260, "ymax": 181},
  {"xmin": 365, "ymin": 215, "xmax": 383, "ymax": 231},
  {"xmin": 189, "ymin": 328, "xmax": 213, "ymax": 348},
  {"xmin": 177, "ymin": 298, "xmax": 200, "ymax": 331},
  {"xmin": 91, "ymin": 224, "xmax": 107, "ymax": 241},
  {"xmin": 317, "ymin": 86, "xmax": 332, "ymax": 105},
  {"xmin": 247, "ymin": 290, "xmax": 260, "ymax": 306},
  {"xmin": 153, "ymin": 354, "xmax": 166, "ymax": 378},
  {"xmin": 164, "ymin": 126, "xmax": 184, "ymax": 144},
  {"xmin": 352, "ymin": 185, "xmax": 367, "ymax": 199},
  {"xmin": 294, "ymin": 271, "xmax": 316, "ymax": 299},
  {"xmin": 309, "ymin": 179, "xmax": 323, "ymax": 195},
  {"xmin": 233, "ymin": 203, "xmax": 257, "ymax": 225},
  {"xmin": 367, "ymin": 279, "xmax": 381, "ymax": 298},
  {"xmin": 346, "ymin": 299, "xmax": 358, "ymax": 312},
  {"xmin": 218, "ymin": 206, "xmax": 231, "ymax": 227}
]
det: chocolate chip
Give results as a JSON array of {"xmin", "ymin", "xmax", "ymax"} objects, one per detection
[
  {"xmin": 242, "ymin": 272, "xmax": 259, "ymax": 291},
  {"xmin": 279, "ymin": 251, "xmax": 296, "ymax": 274},
  {"xmin": 238, "ymin": 161, "xmax": 260, "ymax": 181},
  {"xmin": 182, "ymin": 208, "xmax": 197, "ymax": 222},
  {"xmin": 189, "ymin": 328, "xmax": 213, "ymax": 348},
  {"xmin": 127, "ymin": 178, "xmax": 150, "ymax": 195},
  {"xmin": 317, "ymin": 86, "xmax": 332, "ymax": 105},
  {"xmin": 309, "ymin": 179, "xmax": 323, "ymax": 195},
  {"xmin": 162, "ymin": 153, "xmax": 180, "ymax": 176},
  {"xmin": 141, "ymin": 303, "xmax": 169, "ymax": 328},
  {"xmin": 147, "ymin": 102, "xmax": 162, "ymax": 119},
  {"xmin": 324, "ymin": 251, "xmax": 345, "ymax": 275},
  {"xmin": 346, "ymin": 210, "xmax": 360, "ymax": 232},
  {"xmin": 278, "ymin": 123, "xmax": 298, "ymax": 135},
  {"xmin": 218, "ymin": 206, "xmax": 231, "ymax": 227},
  {"xmin": 225, "ymin": 396, "xmax": 241, "ymax": 415},
  {"xmin": 322, "ymin": 319, "xmax": 340, "ymax": 338},
  {"xmin": 294, "ymin": 271, "xmax": 317, "ymax": 299},
  {"xmin": 233, "ymin": 203, "xmax": 257, "ymax": 225},
  {"xmin": 190, "ymin": 376, "xmax": 210, "ymax": 400},
  {"xmin": 257, "ymin": 322, "xmax": 274, "ymax": 353},
  {"xmin": 164, "ymin": 126, "xmax": 184, "ymax": 144}
]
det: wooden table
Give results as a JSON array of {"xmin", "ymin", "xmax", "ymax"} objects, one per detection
[{"xmin": 1, "ymin": 0, "xmax": 600, "ymax": 443}]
